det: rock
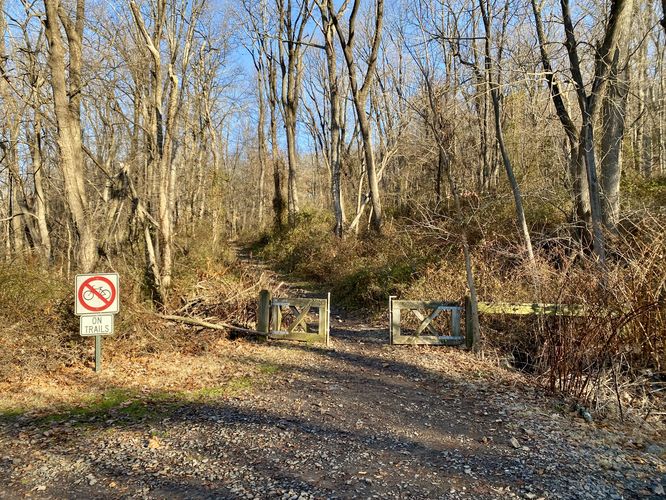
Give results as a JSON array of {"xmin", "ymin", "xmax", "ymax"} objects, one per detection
[
  {"xmin": 510, "ymin": 437, "xmax": 521, "ymax": 449},
  {"xmin": 576, "ymin": 405, "xmax": 593, "ymax": 422},
  {"xmin": 654, "ymin": 483, "xmax": 665, "ymax": 496}
]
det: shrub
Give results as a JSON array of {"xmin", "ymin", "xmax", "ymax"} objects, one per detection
[
  {"xmin": 0, "ymin": 260, "xmax": 78, "ymax": 378},
  {"xmin": 256, "ymin": 210, "xmax": 439, "ymax": 310}
]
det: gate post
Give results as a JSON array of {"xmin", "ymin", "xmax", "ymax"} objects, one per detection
[
  {"xmin": 325, "ymin": 292, "xmax": 331, "ymax": 346},
  {"xmin": 465, "ymin": 295, "xmax": 474, "ymax": 350},
  {"xmin": 389, "ymin": 296, "xmax": 398, "ymax": 345},
  {"xmin": 258, "ymin": 289, "xmax": 272, "ymax": 334}
]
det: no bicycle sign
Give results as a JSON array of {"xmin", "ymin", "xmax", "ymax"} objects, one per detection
[
  {"xmin": 75, "ymin": 273, "xmax": 119, "ymax": 315},
  {"xmin": 75, "ymin": 273, "xmax": 119, "ymax": 373}
]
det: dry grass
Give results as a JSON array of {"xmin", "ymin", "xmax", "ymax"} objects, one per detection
[{"xmin": 0, "ymin": 336, "xmax": 285, "ymax": 416}]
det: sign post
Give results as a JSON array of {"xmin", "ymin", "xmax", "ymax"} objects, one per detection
[
  {"xmin": 75, "ymin": 273, "xmax": 119, "ymax": 372},
  {"xmin": 95, "ymin": 335, "xmax": 102, "ymax": 373}
]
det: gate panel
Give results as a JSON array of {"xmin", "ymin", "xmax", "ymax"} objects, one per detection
[
  {"xmin": 389, "ymin": 297, "xmax": 464, "ymax": 346},
  {"xmin": 268, "ymin": 294, "xmax": 330, "ymax": 345}
]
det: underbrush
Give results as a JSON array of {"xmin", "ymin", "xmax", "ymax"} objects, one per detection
[
  {"xmin": 255, "ymin": 210, "xmax": 439, "ymax": 309},
  {"xmin": 409, "ymin": 208, "xmax": 665, "ymax": 425},
  {"xmin": 0, "ymin": 260, "xmax": 76, "ymax": 379}
]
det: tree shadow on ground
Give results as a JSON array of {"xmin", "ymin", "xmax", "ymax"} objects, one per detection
[{"xmin": 0, "ymin": 396, "xmax": 549, "ymax": 499}]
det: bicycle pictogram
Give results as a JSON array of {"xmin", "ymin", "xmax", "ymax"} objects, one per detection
[{"xmin": 83, "ymin": 285, "xmax": 112, "ymax": 301}]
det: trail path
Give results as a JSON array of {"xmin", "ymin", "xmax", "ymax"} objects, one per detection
[{"xmin": 0, "ymin": 249, "xmax": 664, "ymax": 499}]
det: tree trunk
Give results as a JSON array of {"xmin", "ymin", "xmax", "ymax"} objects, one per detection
[
  {"xmin": 8, "ymin": 177, "xmax": 25, "ymax": 254},
  {"xmin": 330, "ymin": 0, "xmax": 385, "ymax": 232},
  {"xmin": 284, "ymin": 107, "xmax": 300, "ymax": 224},
  {"xmin": 30, "ymin": 111, "xmax": 52, "ymax": 261},
  {"xmin": 44, "ymin": 0, "xmax": 97, "ymax": 271},
  {"xmin": 320, "ymin": 2, "xmax": 344, "ymax": 237},
  {"xmin": 257, "ymin": 66, "xmax": 267, "ymax": 228},
  {"xmin": 560, "ymin": 0, "xmax": 633, "ymax": 264},
  {"xmin": 277, "ymin": 0, "xmax": 311, "ymax": 227},
  {"xmin": 480, "ymin": 0, "xmax": 535, "ymax": 264},
  {"xmin": 355, "ymin": 107, "xmax": 382, "ymax": 231},
  {"xmin": 265, "ymin": 37, "xmax": 285, "ymax": 231},
  {"xmin": 531, "ymin": 0, "xmax": 590, "ymax": 226},
  {"xmin": 600, "ymin": 53, "xmax": 630, "ymax": 231}
]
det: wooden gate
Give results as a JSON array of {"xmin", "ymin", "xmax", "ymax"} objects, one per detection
[
  {"xmin": 389, "ymin": 296, "xmax": 465, "ymax": 346},
  {"xmin": 258, "ymin": 291, "xmax": 330, "ymax": 345}
]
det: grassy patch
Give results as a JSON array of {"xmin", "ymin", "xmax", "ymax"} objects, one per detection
[
  {"xmin": 259, "ymin": 363, "xmax": 280, "ymax": 375},
  {"xmin": 0, "ymin": 407, "xmax": 24, "ymax": 419},
  {"xmin": 224, "ymin": 375, "xmax": 254, "ymax": 394},
  {"xmin": 0, "ymin": 388, "xmax": 188, "ymax": 428}
]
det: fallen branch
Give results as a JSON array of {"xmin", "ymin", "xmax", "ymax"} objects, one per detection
[{"xmin": 156, "ymin": 313, "xmax": 267, "ymax": 338}]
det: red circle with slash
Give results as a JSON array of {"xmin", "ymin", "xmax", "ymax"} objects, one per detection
[{"xmin": 77, "ymin": 276, "xmax": 116, "ymax": 312}]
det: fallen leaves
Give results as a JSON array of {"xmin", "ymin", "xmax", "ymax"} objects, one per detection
[{"xmin": 147, "ymin": 436, "xmax": 161, "ymax": 450}]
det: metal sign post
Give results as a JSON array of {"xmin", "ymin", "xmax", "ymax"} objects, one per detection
[
  {"xmin": 75, "ymin": 273, "xmax": 119, "ymax": 372},
  {"xmin": 95, "ymin": 335, "xmax": 102, "ymax": 373}
]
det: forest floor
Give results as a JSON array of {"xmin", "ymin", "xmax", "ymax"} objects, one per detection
[{"xmin": 0, "ymin": 249, "xmax": 664, "ymax": 499}]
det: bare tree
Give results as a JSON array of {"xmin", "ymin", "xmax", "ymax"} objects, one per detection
[
  {"xmin": 44, "ymin": 0, "xmax": 97, "ymax": 271},
  {"xmin": 560, "ymin": 0, "xmax": 634, "ymax": 263},
  {"xmin": 600, "ymin": 0, "xmax": 634, "ymax": 231},
  {"xmin": 531, "ymin": 0, "xmax": 590, "ymax": 230},
  {"xmin": 276, "ymin": 0, "xmax": 313, "ymax": 225},
  {"xmin": 478, "ymin": 0, "xmax": 535, "ymax": 265},
  {"xmin": 129, "ymin": 0, "xmax": 204, "ymax": 300},
  {"xmin": 329, "ymin": 0, "xmax": 385, "ymax": 232},
  {"xmin": 317, "ymin": 0, "xmax": 345, "ymax": 236}
]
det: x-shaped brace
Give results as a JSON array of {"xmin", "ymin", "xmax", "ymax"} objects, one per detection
[
  {"xmin": 286, "ymin": 300, "xmax": 314, "ymax": 333},
  {"xmin": 412, "ymin": 306, "xmax": 444, "ymax": 337}
]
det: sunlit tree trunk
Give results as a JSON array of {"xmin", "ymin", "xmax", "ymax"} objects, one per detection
[
  {"xmin": 277, "ymin": 0, "xmax": 312, "ymax": 226},
  {"xmin": 30, "ymin": 111, "xmax": 52, "ymax": 261},
  {"xmin": 479, "ymin": 0, "xmax": 534, "ymax": 264},
  {"xmin": 256, "ymin": 66, "xmax": 267, "ymax": 227},
  {"xmin": 44, "ymin": 0, "xmax": 97, "ymax": 271},
  {"xmin": 560, "ymin": 0, "xmax": 633, "ymax": 264},
  {"xmin": 600, "ymin": 11, "xmax": 633, "ymax": 232},
  {"xmin": 319, "ymin": 1, "xmax": 344, "ymax": 237}
]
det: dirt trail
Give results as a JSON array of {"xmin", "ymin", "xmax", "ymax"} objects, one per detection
[{"xmin": 0, "ymin": 250, "xmax": 664, "ymax": 499}]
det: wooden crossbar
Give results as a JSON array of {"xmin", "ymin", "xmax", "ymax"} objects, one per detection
[
  {"xmin": 476, "ymin": 302, "xmax": 586, "ymax": 316},
  {"xmin": 287, "ymin": 300, "xmax": 314, "ymax": 333},
  {"xmin": 413, "ymin": 307, "xmax": 443, "ymax": 336}
]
